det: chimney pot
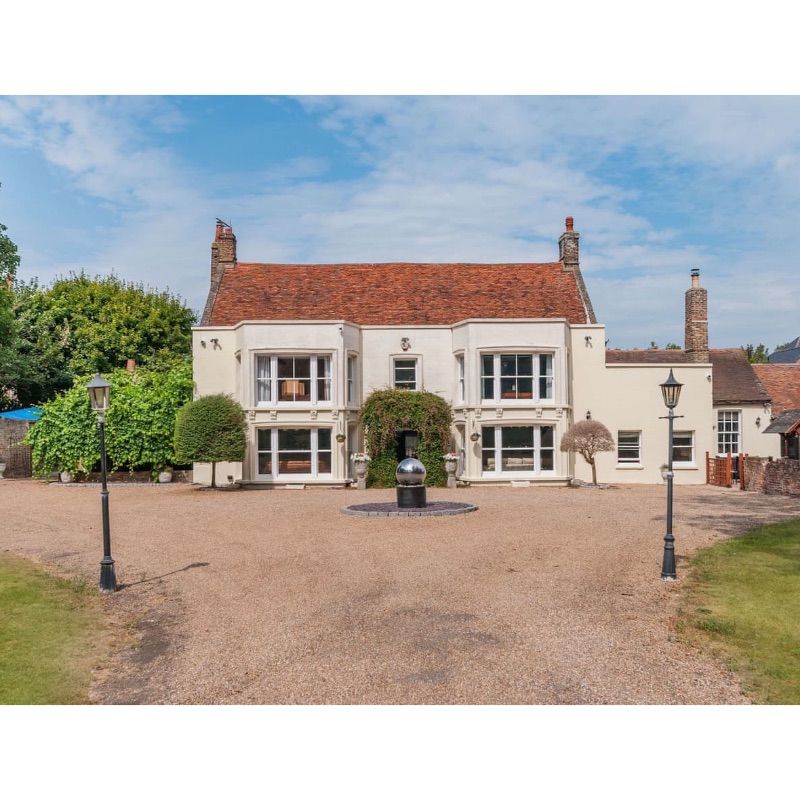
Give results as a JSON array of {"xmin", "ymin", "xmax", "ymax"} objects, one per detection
[
  {"xmin": 565, "ymin": 216, "xmax": 574, "ymax": 232},
  {"xmin": 691, "ymin": 268, "xmax": 700, "ymax": 289}
]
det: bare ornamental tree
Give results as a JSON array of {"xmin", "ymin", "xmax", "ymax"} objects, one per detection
[{"xmin": 559, "ymin": 420, "xmax": 615, "ymax": 485}]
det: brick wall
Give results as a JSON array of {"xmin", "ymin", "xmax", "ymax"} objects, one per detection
[
  {"xmin": 0, "ymin": 419, "xmax": 33, "ymax": 478},
  {"xmin": 742, "ymin": 456, "xmax": 800, "ymax": 498}
]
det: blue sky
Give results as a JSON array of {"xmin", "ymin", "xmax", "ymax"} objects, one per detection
[{"xmin": 1, "ymin": 94, "xmax": 799, "ymax": 351}]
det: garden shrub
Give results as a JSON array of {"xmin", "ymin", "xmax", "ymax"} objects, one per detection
[{"xmin": 359, "ymin": 389, "xmax": 454, "ymax": 487}]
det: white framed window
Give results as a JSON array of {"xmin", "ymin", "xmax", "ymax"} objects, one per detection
[
  {"xmin": 456, "ymin": 354, "xmax": 465, "ymax": 404},
  {"xmin": 717, "ymin": 411, "xmax": 740, "ymax": 455},
  {"xmin": 480, "ymin": 353, "xmax": 553, "ymax": 402},
  {"xmin": 480, "ymin": 425, "xmax": 555, "ymax": 474},
  {"xmin": 673, "ymin": 431, "xmax": 695, "ymax": 464},
  {"xmin": 254, "ymin": 354, "xmax": 331, "ymax": 405},
  {"xmin": 393, "ymin": 358, "xmax": 418, "ymax": 390},
  {"xmin": 257, "ymin": 428, "xmax": 332, "ymax": 478},
  {"xmin": 347, "ymin": 355, "xmax": 357, "ymax": 405},
  {"xmin": 617, "ymin": 431, "xmax": 641, "ymax": 464}
]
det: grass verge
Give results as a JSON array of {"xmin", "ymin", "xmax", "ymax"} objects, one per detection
[
  {"xmin": 677, "ymin": 517, "xmax": 800, "ymax": 704},
  {"xmin": 0, "ymin": 553, "xmax": 110, "ymax": 704}
]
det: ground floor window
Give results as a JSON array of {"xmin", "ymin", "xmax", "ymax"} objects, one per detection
[
  {"xmin": 617, "ymin": 431, "xmax": 641, "ymax": 464},
  {"xmin": 257, "ymin": 428, "xmax": 332, "ymax": 478},
  {"xmin": 481, "ymin": 425, "xmax": 554, "ymax": 474},
  {"xmin": 672, "ymin": 431, "xmax": 695, "ymax": 463},
  {"xmin": 717, "ymin": 411, "xmax": 740, "ymax": 455}
]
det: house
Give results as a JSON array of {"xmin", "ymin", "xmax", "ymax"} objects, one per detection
[
  {"xmin": 193, "ymin": 219, "xmax": 780, "ymax": 487},
  {"xmin": 767, "ymin": 336, "xmax": 800, "ymax": 364},
  {"xmin": 752, "ymin": 363, "xmax": 800, "ymax": 459}
]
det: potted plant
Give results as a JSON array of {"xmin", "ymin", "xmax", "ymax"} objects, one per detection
[
  {"xmin": 660, "ymin": 463, "xmax": 669, "ymax": 482},
  {"xmin": 336, "ymin": 433, "xmax": 346, "ymax": 443},
  {"xmin": 470, "ymin": 431, "xmax": 480, "ymax": 443},
  {"xmin": 443, "ymin": 452, "xmax": 458, "ymax": 474},
  {"xmin": 156, "ymin": 465, "xmax": 174, "ymax": 483},
  {"xmin": 351, "ymin": 452, "xmax": 371, "ymax": 477}
]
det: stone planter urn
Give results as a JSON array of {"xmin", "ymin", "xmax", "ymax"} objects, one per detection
[
  {"xmin": 60, "ymin": 471, "xmax": 74, "ymax": 483},
  {"xmin": 0, "ymin": 461, "xmax": 6, "ymax": 479},
  {"xmin": 158, "ymin": 470, "xmax": 173, "ymax": 483},
  {"xmin": 444, "ymin": 459, "xmax": 457, "ymax": 489},
  {"xmin": 354, "ymin": 461, "xmax": 368, "ymax": 490}
]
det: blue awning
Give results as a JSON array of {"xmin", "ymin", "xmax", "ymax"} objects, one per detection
[{"xmin": 0, "ymin": 407, "xmax": 43, "ymax": 421}]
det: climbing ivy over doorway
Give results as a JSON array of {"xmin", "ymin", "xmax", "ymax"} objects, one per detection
[{"xmin": 360, "ymin": 389, "xmax": 454, "ymax": 487}]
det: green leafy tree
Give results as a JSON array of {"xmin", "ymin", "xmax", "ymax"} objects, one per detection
[
  {"xmin": 24, "ymin": 361, "xmax": 193, "ymax": 478},
  {"xmin": 359, "ymin": 389, "xmax": 454, "ymax": 487},
  {"xmin": 2, "ymin": 272, "xmax": 195, "ymax": 408},
  {"xmin": 744, "ymin": 343, "xmax": 770, "ymax": 363},
  {"xmin": 0, "ymin": 196, "xmax": 21, "ymax": 395},
  {"xmin": 173, "ymin": 394, "xmax": 247, "ymax": 488},
  {"xmin": 560, "ymin": 419, "xmax": 615, "ymax": 485},
  {"xmin": 665, "ymin": 343, "xmax": 681, "ymax": 350}
]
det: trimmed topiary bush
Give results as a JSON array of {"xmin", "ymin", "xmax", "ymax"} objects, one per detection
[
  {"xmin": 173, "ymin": 393, "xmax": 246, "ymax": 488},
  {"xmin": 360, "ymin": 389, "xmax": 453, "ymax": 487}
]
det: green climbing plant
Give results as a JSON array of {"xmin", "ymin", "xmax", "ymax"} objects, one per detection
[
  {"xmin": 359, "ymin": 389, "xmax": 454, "ymax": 487},
  {"xmin": 24, "ymin": 360, "xmax": 193, "ymax": 478}
]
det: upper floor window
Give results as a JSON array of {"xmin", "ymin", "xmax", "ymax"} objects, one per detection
[
  {"xmin": 481, "ymin": 353, "xmax": 553, "ymax": 402},
  {"xmin": 393, "ymin": 358, "xmax": 418, "ymax": 390},
  {"xmin": 255, "ymin": 354, "xmax": 331, "ymax": 405}
]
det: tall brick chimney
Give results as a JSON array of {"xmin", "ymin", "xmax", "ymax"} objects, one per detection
[
  {"xmin": 201, "ymin": 221, "xmax": 237, "ymax": 326},
  {"xmin": 210, "ymin": 222, "xmax": 237, "ymax": 284},
  {"xmin": 558, "ymin": 215, "xmax": 579, "ymax": 272},
  {"xmin": 558, "ymin": 215, "xmax": 597, "ymax": 324},
  {"xmin": 685, "ymin": 268, "xmax": 709, "ymax": 363}
]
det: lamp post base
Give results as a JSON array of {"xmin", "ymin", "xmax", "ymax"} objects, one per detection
[{"xmin": 100, "ymin": 558, "xmax": 117, "ymax": 593}]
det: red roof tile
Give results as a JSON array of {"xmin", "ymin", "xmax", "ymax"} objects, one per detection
[
  {"xmin": 206, "ymin": 262, "xmax": 593, "ymax": 327},
  {"xmin": 752, "ymin": 364, "xmax": 800, "ymax": 415}
]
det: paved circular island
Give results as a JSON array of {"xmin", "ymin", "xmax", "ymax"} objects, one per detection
[{"xmin": 342, "ymin": 500, "xmax": 478, "ymax": 517}]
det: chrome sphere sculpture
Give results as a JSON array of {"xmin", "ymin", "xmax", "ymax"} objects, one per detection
[{"xmin": 396, "ymin": 458, "xmax": 426, "ymax": 486}]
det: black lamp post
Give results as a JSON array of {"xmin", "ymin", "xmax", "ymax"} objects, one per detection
[
  {"xmin": 659, "ymin": 369, "xmax": 683, "ymax": 581},
  {"xmin": 87, "ymin": 373, "xmax": 116, "ymax": 593}
]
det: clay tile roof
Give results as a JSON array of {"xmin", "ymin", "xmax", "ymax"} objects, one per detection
[
  {"xmin": 709, "ymin": 349, "xmax": 771, "ymax": 405},
  {"xmin": 606, "ymin": 347, "xmax": 771, "ymax": 405},
  {"xmin": 206, "ymin": 262, "xmax": 593, "ymax": 327},
  {"xmin": 605, "ymin": 349, "xmax": 687, "ymax": 364},
  {"xmin": 752, "ymin": 364, "xmax": 800, "ymax": 415}
]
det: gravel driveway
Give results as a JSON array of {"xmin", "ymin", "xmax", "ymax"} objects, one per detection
[{"xmin": 3, "ymin": 480, "xmax": 800, "ymax": 704}]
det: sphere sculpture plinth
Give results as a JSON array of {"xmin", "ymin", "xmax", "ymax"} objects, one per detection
[{"xmin": 396, "ymin": 457, "xmax": 427, "ymax": 508}]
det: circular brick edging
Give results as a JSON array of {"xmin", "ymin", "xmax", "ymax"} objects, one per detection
[{"xmin": 341, "ymin": 501, "xmax": 478, "ymax": 517}]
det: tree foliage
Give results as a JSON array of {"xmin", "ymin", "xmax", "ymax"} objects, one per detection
[
  {"xmin": 359, "ymin": 389, "xmax": 454, "ymax": 487},
  {"xmin": 559, "ymin": 419, "xmax": 615, "ymax": 485},
  {"xmin": 173, "ymin": 394, "xmax": 247, "ymax": 488},
  {"xmin": 744, "ymin": 343, "xmax": 770, "ymax": 363},
  {"xmin": 0, "ymin": 194, "xmax": 21, "ymax": 363},
  {"xmin": 24, "ymin": 361, "xmax": 193, "ymax": 478},
  {"xmin": 2, "ymin": 272, "xmax": 195, "ymax": 409}
]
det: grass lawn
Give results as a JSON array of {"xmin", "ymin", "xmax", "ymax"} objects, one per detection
[
  {"xmin": 0, "ymin": 553, "xmax": 110, "ymax": 704},
  {"xmin": 678, "ymin": 517, "xmax": 800, "ymax": 704}
]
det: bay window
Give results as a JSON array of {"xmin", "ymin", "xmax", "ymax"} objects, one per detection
[
  {"xmin": 255, "ymin": 354, "xmax": 332, "ymax": 405},
  {"xmin": 257, "ymin": 428, "xmax": 332, "ymax": 478},
  {"xmin": 481, "ymin": 425, "xmax": 555, "ymax": 474},
  {"xmin": 481, "ymin": 353, "xmax": 553, "ymax": 402}
]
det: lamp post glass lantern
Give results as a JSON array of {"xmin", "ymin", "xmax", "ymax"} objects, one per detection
[
  {"xmin": 659, "ymin": 369, "xmax": 683, "ymax": 581},
  {"xmin": 87, "ymin": 374, "xmax": 116, "ymax": 593}
]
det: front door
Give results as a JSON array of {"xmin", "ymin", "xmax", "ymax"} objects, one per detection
[{"xmin": 395, "ymin": 430, "xmax": 419, "ymax": 462}]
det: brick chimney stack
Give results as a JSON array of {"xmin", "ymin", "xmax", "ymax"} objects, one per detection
[
  {"xmin": 211, "ymin": 222, "xmax": 237, "ymax": 285},
  {"xmin": 558, "ymin": 215, "xmax": 579, "ymax": 272},
  {"xmin": 685, "ymin": 268, "xmax": 709, "ymax": 363},
  {"xmin": 201, "ymin": 221, "xmax": 237, "ymax": 326}
]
